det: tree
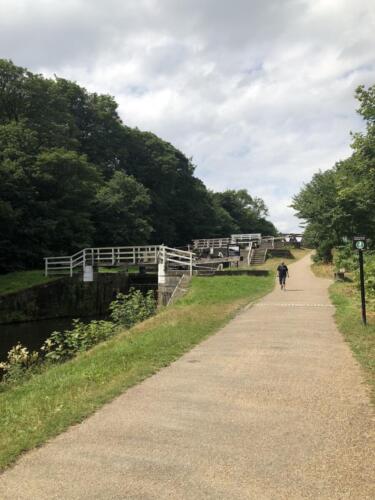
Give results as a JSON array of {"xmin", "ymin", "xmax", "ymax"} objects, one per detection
[
  {"xmin": 94, "ymin": 171, "xmax": 152, "ymax": 246},
  {"xmin": 212, "ymin": 189, "xmax": 276, "ymax": 236},
  {"xmin": 31, "ymin": 149, "xmax": 100, "ymax": 256},
  {"xmin": 291, "ymin": 169, "xmax": 341, "ymax": 261},
  {"xmin": 292, "ymin": 83, "xmax": 375, "ymax": 261},
  {"xmin": 0, "ymin": 59, "xmax": 278, "ymax": 271}
]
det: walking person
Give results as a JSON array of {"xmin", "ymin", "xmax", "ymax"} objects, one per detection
[{"xmin": 277, "ymin": 261, "xmax": 289, "ymax": 290}]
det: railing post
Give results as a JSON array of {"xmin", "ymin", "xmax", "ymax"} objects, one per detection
[
  {"xmin": 189, "ymin": 251, "xmax": 193, "ymax": 276},
  {"xmin": 70, "ymin": 257, "xmax": 73, "ymax": 277},
  {"xmin": 247, "ymin": 242, "xmax": 252, "ymax": 265},
  {"xmin": 44, "ymin": 258, "xmax": 48, "ymax": 277}
]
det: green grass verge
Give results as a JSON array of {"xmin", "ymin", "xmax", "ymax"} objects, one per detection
[
  {"xmin": 312, "ymin": 262, "xmax": 375, "ymax": 404},
  {"xmin": 0, "ymin": 270, "xmax": 60, "ymax": 296},
  {"xmin": 0, "ymin": 274, "xmax": 274, "ymax": 470},
  {"xmin": 330, "ymin": 282, "xmax": 375, "ymax": 402}
]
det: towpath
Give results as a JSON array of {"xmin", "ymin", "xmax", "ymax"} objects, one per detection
[{"xmin": 1, "ymin": 254, "xmax": 374, "ymax": 499}]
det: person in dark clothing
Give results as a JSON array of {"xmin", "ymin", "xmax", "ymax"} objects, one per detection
[{"xmin": 277, "ymin": 262, "xmax": 289, "ymax": 290}]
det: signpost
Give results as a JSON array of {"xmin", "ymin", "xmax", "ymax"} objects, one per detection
[{"xmin": 353, "ymin": 236, "xmax": 367, "ymax": 325}]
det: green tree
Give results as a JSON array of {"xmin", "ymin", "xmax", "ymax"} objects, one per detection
[
  {"xmin": 291, "ymin": 169, "xmax": 341, "ymax": 261},
  {"xmin": 94, "ymin": 171, "xmax": 152, "ymax": 246},
  {"xmin": 212, "ymin": 189, "xmax": 276, "ymax": 236},
  {"xmin": 31, "ymin": 149, "xmax": 100, "ymax": 255}
]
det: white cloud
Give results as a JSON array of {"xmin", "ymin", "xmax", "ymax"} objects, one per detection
[{"xmin": 1, "ymin": 0, "xmax": 375, "ymax": 231}]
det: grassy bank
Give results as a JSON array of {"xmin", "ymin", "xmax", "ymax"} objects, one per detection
[
  {"xmin": 0, "ymin": 274, "xmax": 274, "ymax": 470},
  {"xmin": 258, "ymin": 247, "xmax": 310, "ymax": 272},
  {"xmin": 330, "ymin": 282, "xmax": 375, "ymax": 402},
  {"xmin": 312, "ymin": 262, "xmax": 375, "ymax": 403},
  {"xmin": 0, "ymin": 270, "xmax": 60, "ymax": 296}
]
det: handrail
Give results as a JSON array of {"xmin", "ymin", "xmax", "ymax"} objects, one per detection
[
  {"xmin": 247, "ymin": 241, "xmax": 254, "ymax": 265},
  {"xmin": 44, "ymin": 244, "xmax": 196, "ymax": 277}
]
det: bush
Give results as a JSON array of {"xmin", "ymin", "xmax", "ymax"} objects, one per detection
[
  {"xmin": 359, "ymin": 253, "xmax": 375, "ymax": 301},
  {"xmin": 0, "ymin": 343, "xmax": 40, "ymax": 384},
  {"xmin": 333, "ymin": 245, "xmax": 358, "ymax": 272},
  {"xmin": 41, "ymin": 319, "xmax": 117, "ymax": 362},
  {"xmin": 313, "ymin": 240, "xmax": 334, "ymax": 263},
  {"xmin": 1, "ymin": 289, "xmax": 157, "ymax": 385},
  {"xmin": 109, "ymin": 288, "xmax": 156, "ymax": 328}
]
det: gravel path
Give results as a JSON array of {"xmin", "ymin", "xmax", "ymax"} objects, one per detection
[{"xmin": 1, "ymin": 254, "xmax": 374, "ymax": 499}]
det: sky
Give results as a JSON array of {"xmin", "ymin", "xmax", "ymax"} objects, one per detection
[{"xmin": 1, "ymin": 0, "xmax": 375, "ymax": 232}]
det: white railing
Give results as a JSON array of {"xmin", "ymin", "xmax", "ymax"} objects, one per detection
[
  {"xmin": 231, "ymin": 233, "xmax": 262, "ymax": 244},
  {"xmin": 192, "ymin": 238, "xmax": 232, "ymax": 249},
  {"xmin": 45, "ymin": 245, "xmax": 160, "ymax": 276},
  {"xmin": 44, "ymin": 245, "xmax": 195, "ymax": 277},
  {"xmin": 247, "ymin": 241, "xmax": 254, "ymax": 265},
  {"xmin": 159, "ymin": 246, "xmax": 194, "ymax": 276}
]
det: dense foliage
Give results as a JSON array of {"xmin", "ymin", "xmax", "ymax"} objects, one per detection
[
  {"xmin": 292, "ymin": 84, "xmax": 375, "ymax": 262},
  {"xmin": 0, "ymin": 59, "xmax": 277, "ymax": 272},
  {"xmin": 109, "ymin": 289, "xmax": 156, "ymax": 328}
]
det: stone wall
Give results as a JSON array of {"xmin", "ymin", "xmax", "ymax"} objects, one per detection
[{"xmin": 0, "ymin": 273, "xmax": 157, "ymax": 324}]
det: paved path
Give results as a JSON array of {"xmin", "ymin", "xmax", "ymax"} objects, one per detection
[{"xmin": 1, "ymin": 255, "xmax": 374, "ymax": 499}]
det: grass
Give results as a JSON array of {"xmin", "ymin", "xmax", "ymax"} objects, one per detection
[
  {"xmin": 233, "ymin": 247, "xmax": 310, "ymax": 273},
  {"xmin": 0, "ymin": 270, "xmax": 60, "ymax": 296},
  {"xmin": 258, "ymin": 247, "xmax": 311, "ymax": 272},
  {"xmin": 311, "ymin": 261, "xmax": 334, "ymax": 279},
  {"xmin": 312, "ymin": 261, "xmax": 375, "ymax": 403},
  {"xmin": 0, "ymin": 273, "xmax": 274, "ymax": 470}
]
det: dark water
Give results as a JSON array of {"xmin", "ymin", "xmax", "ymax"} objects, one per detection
[
  {"xmin": 0, "ymin": 278, "xmax": 158, "ymax": 362},
  {"xmin": 0, "ymin": 316, "xmax": 102, "ymax": 362}
]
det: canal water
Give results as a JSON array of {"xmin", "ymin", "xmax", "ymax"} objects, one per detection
[
  {"xmin": 0, "ymin": 316, "xmax": 104, "ymax": 362},
  {"xmin": 0, "ymin": 275, "xmax": 158, "ymax": 362}
]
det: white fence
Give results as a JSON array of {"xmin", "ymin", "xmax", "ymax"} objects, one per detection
[
  {"xmin": 192, "ymin": 234, "xmax": 264, "ymax": 250},
  {"xmin": 192, "ymin": 238, "xmax": 232, "ymax": 249},
  {"xmin": 159, "ymin": 246, "xmax": 194, "ymax": 276},
  {"xmin": 44, "ymin": 245, "xmax": 194, "ymax": 277},
  {"xmin": 231, "ymin": 233, "xmax": 262, "ymax": 244}
]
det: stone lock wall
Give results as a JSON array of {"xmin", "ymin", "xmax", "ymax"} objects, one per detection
[{"xmin": 0, "ymin": 272, "xmax": 139, "ymax": 324}]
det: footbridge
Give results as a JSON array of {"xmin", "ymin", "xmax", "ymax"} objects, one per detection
[
  {"xmin": 44, "ymin": 244, "xmax": 240, "ymax": 278},
  {"xmin": 44, "ymin": 244, "xmax": 240, "ymax": 305},
  {"xmin": 44, "ymin": 245, "xmax": 194, "ymax": 277}
]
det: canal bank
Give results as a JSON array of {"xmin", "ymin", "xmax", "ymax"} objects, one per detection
[{"xmin": 0, "ymin": 272, "xmax": 157, "ymax": 361}]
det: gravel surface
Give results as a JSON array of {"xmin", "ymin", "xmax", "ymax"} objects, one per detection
[{"xmin": 1, "ymin": 254, "xmax": 374, "ymax": 499}]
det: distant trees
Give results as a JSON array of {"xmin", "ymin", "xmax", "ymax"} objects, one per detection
[
  {"xmin": 0, "ymin": 59, "xmax": 277, "ymax": 272},
  {"xmin": 292, "ymin": 84, "xmax": 375, "ymax": 261}
]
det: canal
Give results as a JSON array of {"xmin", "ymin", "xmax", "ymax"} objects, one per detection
[{"xmin": 0, "ymin": 316, "xmax": 104, "ymax": 362}]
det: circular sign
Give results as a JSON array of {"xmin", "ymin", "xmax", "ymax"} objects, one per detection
[{"xmin": 356, "ymin": 240, "xmax": 365, "ymax": 250}]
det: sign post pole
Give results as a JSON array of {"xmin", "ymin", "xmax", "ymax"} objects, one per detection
[
  {"xmin": 353, "ymin": 236, "xmax": 367, "ymax": 325},
  {"xmin": 358, "ymin": 249, "xmax": 367, "ymax": 325}
]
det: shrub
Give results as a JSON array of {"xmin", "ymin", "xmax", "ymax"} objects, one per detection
[
  {"xmin": 0, "ymin": 343, "xmax": 39, "ymax": 384},
  {"xmin": 313, "ymin": 240, "xmax": 334, "ymax": 263},
  {"xmin": 360, "ymin": 253, "xmax": 375, "ymax": 301},
  {"xmin": 41, "ymin": 319, "xmax": 117, "ymax": 362},
  {"xmin": 333, "ymin": 245, "xmax": 358, "ymax": 272},
  {"xmin": 109, "ymin": 288, "xmax": 156, "ymax": 328}
]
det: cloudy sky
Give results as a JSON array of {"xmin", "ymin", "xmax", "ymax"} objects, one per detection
[{"xmin": 1, "ymin": 0, "xmax": 375, "ymax": 231}]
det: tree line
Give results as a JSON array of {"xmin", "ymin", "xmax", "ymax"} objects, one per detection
[
  {"xmin": 292, "ymin": 84, "xmax": 375, "ymax": 262},
  {"xmin": 0, "ymin": 59, "xmax": 277, "ymax": 273}
]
